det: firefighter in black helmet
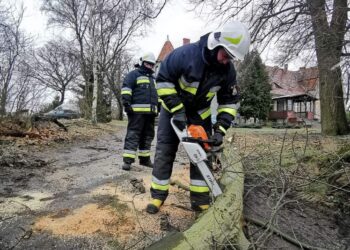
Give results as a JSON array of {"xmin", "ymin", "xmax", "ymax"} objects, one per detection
[{"xmin": 121, "ymin": 52, "xmax": 158, "ymax": 171}]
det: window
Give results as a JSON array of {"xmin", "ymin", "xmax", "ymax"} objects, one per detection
[
  {"xmin": 287, "ymin": 99, "xmax": 293, "ymax": 111},
  {"xmin": 277, "ymin": 99, "xmax": 284, "ymax": 111}
]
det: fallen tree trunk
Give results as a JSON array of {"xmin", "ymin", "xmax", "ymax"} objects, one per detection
[
  {"xmin": 0, "ymin": 131, "xmax": 42, "ymax": 138},
  {"xmin": 147, "ymin": 146, "xmax": 250, "ymax": 250},
  {"xmin": 31, "ymin": 115, "xmax": 68, "ymax": 132}
]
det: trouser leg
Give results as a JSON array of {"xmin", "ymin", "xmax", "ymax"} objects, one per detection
[
  {"xmin": 139, "ymin": 114, "xmax": 155, "ymax": 164},
  {"xmin": 122, "ymin": 113, "xmax": 145, "ymax": 164},
  {"xmin": 150, "ymin": 109, "xmax": 179, "ymax": 202},
  {"xmin": 190, "ymin": 162, "xmax": 211, "ymax": 207}
]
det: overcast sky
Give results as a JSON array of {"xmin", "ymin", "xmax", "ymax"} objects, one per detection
[
  {"xmin": 20, "ymin": 0, "xmax": 216, "ymax": 57},
  {"xmin": 135, "ymin": 1, "xmax": 217, "ymax": 57},
  {"xmin": 18, "ymin": 0, "xmax": 303, "ymax": 70}
]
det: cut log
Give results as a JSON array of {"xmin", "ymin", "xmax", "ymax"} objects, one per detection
[{"xmin": 147, "ymin": 147, "xmax": 250, "ymax": 250}]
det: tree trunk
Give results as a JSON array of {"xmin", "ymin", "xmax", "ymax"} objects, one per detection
[
  {"xmin": 0, "ymin": 87, "xmax": 8, "ymax": 116},
  {"xmin": 84, "ymin": 80, "xmax": 93, "ymax": 119},
  {"xmin": 346, "ymin": 75, "xmax": 350, "ymax": 104},
  {"xmin": 91, "ymin": 59, "xmax": 98, "ymax": 124},
  {"xmin": 307, "ymin": 0, "xmax": 349, "ymax": 135},
  {"xmin": 57, "ymin": 90, "xmax": 65, "ymax": 108},
  {"xmin": 117, "ymin": 97, "xmax": 123, "ymax": 120},
  {"xmin": 318, "ymin": 64, "xmax": 349, "ymax": 135},
  {"xmin": 147, "ymin": 148, "xmax": 250, "ymax": 250}
]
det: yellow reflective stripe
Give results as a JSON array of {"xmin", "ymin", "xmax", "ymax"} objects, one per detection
[
  {"xmin": 132, "ymin": 107, "xmax": 151, "ymax": 112},
  {"xmin": 151, "ymin": 199, "xmax": 163, "ymax": 208},
  {"xmin": 198, "ymin": 204, "xmax": 209, "ymax": 210},
  {"xmin": 151, "ymin": 182, "xmax": 169, "ymax": 191},
  {"xmin": 218, "ymin": 108, "xmax": 237, "ymax": 116},
  {"xmin": 224, "ymin": 35, "xmax": 243, "ymax": 45},
  {"xmin": 178, "ymin": 79, "xmax": 197, "ymax": 95},
  {"xmin": 161, "ymin": 102, "xmax": 170, "ymax": 112},
  {"xmin": 219, "ymin": 126, "xmax": 227, "ymax": 134},
  {"xmin": 123, "ymin": 153, "xmax": 136, "ymax": 159},
  {"xmin": 157, "ymin": 88, "xmax": 177, "ymax": 96},
  {"xmin": 121, "ymin": 90, "xmax": 132, "ymax": 95},
  {"xmin": 206, "ymin": 92, "xmax": 215, "ymax": 101},
  {"xmin": 161, "ymin": 101, "xmax": 184, "ymax": 113},
  {"xmin": 138, "ymin": 152, "xmax": 150, "ymax": 157},
  {"xmin": 200, "ymin": 108, "xmax": 211, "ymax": 120},
  {"xmin": 170, "ymin": 103, "xmax": 184, "ymax": 113},
  {"xmin": 137, "ymin": 79, "xmax": 150, "ymax": 84},
  {"xmin": 190, "ymin": 185, "xmax": 210, "ymax": 193}
]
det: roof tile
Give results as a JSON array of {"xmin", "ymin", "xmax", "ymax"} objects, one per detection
[{"xmin": 157, "ymin": 40, "xmax": 174, "ymax": 62}]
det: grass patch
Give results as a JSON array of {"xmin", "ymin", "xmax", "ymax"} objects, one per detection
[
  {"xmin": 108, "ymin": 239, "xmax": 122, "ymax": 249},
  {"xmin": 109, "ymin": 198, "xmax": 129, "ymax": 213},
  {"xmin": 94, "ymin": 195, "xmax": 129, "ymax": 214}
]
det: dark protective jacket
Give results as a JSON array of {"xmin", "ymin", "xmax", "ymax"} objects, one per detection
[
  {"xmin": 121, "ymin": 65, "xmax": 158, "ymax": 114},
  {"xmin": 156, "ymin": 34, "xmax": 239, "ymax": 135}
]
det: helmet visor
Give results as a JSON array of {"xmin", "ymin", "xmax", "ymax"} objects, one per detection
[{"xmin": 223, "ymin": 48, "xmax": 236, "ymax": 60}]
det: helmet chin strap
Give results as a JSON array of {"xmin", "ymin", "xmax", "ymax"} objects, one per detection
[{"xmin": 204, "ymin": 46, "xmax": 221, "ymax": 66}]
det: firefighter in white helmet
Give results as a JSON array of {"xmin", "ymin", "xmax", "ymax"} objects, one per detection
[
  {"xmin": 146, "ymin": 21, "xmax": 251, "ymax": 214},
  {"xmin": 121, "ymin": 52, "xmax": 158, "ymax": 170}
]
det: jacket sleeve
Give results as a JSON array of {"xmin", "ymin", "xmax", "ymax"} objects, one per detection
[
  {"xmin": 121, "ymin": 72, "xmax": 135, "ymax": 106},
  {"xmin": 156, "ymin": 49, "xmax": 185, "ymax": 113},
  {"xmin": 215, "ymin": 65, "xmax": 240, "ymax": 135}
]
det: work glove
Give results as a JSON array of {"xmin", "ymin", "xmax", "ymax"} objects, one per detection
[
  {"xmin": 211, "ymin": 132, "xmax": 224, "ymax": 146},
  {"xmin": 172, "ymin": 110, "xmax": 187, "ymax": 131}
]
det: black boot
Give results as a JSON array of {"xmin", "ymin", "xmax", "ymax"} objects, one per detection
[
  {"xmin": 122, "ymin": 162, "xmax": 131, "ymax": 171},
  {"xmin": 139, "ymin": 158, "xmax": 154, "ymax": 168}
]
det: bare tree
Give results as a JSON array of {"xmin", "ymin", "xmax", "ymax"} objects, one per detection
[
  {"xmin": 0, "ymin": 3, "xmax": 29, "ymax": 116},
  {"xmin": 41, "ymin": 0, "xmax": 167, "ymax": 122},
  {"xmin": 8, "ymin": 59, "xmax": 47, "ymax": 114},
  {"xmin": 189, "ymin": 0, "xmax": 349, "ymax": 135},
  {"xmin": 31, "ymin": 38, "xmax": 81, "ymax": 109},
  {"xmin": 106, "ymin": 52, "xmax": 133, "ymax": 120}
]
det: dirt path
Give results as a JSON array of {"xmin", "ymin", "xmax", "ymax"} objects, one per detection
[
  {"xmin": 0, "ymin": 122, "xmax": 195, "ymax": 249},
  {"xmin": 1, "ymin": 122, "xmax": 349, "ymax": 249}
]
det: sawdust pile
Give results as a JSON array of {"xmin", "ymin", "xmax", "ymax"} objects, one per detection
[
  {"xmin": 33, "ymin": 203, "xmax": 137, "ymax": 238},
  {"xmin": 33, "ymin": 166, "xmax": 196, "ymax": 241}
]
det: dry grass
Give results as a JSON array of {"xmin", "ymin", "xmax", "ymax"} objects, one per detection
[{"xmin": 227, "ymin": 127, "xmax": 350, "ymax": 211}]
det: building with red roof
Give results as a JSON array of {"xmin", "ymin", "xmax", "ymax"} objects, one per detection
[{"xmin": 266, "ymin": 65, "xmax": 320, "ymax": 123}]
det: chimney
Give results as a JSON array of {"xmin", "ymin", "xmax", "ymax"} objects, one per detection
[
  {"xmin": 284, "ymin": 64, "xmax": 288, "ymax": 71},
  {"xmin": 183, "ymin": 38, "xmax": 190, "ymax": 45}
]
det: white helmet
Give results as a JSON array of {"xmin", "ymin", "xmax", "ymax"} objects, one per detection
[
  {"xmin": 140, "ymin": 52, "xmax": 156, "ymax": 65},
  {"xmin": 207, "ymin": 20, "xmax": 251, "ymax": 60}
]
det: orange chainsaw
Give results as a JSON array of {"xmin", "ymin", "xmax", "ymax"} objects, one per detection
[{"xmin": 171, "ymin": 119, "xmax": 223, "ymax": 197}]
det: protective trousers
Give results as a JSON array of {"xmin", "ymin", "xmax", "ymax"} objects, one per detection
[
  {"xmin": 150, "ymin": 108, "xmax": 211, "ymax": 207},
  {"xmin": 123, "ymin": 113, "xmax": 155, "ymax": 164}
]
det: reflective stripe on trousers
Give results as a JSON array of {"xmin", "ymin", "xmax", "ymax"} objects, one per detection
[
  {"xmin": 123, "ymin": 113, "xmax": 155, "ymax": 163},
  {"xmin": 150, "ymin": 108, "xmax": 211, "ymax": 206}
]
